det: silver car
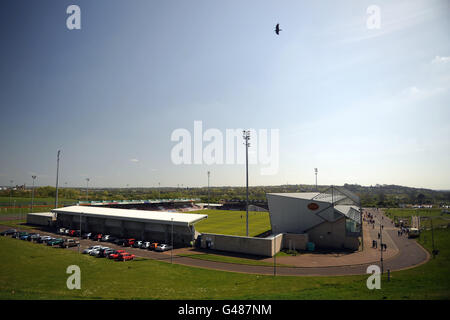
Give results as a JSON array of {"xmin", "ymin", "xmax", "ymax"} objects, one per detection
[
  {"xmin": 83, "ymin": 245, "xmax": 101, "ymax": 254},
  {"xmin": 155, "ymin": 244, "xmax": 173, "ymax": 252}
]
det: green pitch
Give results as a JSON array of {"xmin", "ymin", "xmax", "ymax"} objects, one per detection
[{"xmin": 188, "ymin": 210, "xmax": 271, "ymax": 236}]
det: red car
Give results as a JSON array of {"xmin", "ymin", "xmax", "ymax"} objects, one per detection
[
  {"xmin": 123, "ymin": 238, "xmax": 136, "ymax": 247},
  {"xmin": 117, "ymin": 253, "xmax": 135, "ymax": 261},
  {"xmin": 95, "ymin": 234, "xmax": 103, "ymax": 241},
  {"xmin": 108, "ymin": 250, "xmax": 126, "ymax": 259}
]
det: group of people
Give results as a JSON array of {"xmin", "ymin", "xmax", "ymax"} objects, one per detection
[
  {"xmin": 397, "ymin": 227, "xmax": 409, "ymax": 236},
  {"xmin": 371, "ymin": 239, "xmax": 388, "ymax": 251}
]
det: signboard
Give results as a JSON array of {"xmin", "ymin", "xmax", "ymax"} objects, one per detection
[{"xmin": 307, "ymin": 202, "xmax": 319, "ymax": 211}]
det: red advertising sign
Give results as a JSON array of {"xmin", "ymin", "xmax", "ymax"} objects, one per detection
[{"xmin": 307, "ymin": 202, "xmax": 319, "ymax": 211}]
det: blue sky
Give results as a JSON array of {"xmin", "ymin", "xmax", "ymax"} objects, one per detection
[{"xmin": 0, "ymin": 0, "xmax": 449, "ymax": 189}]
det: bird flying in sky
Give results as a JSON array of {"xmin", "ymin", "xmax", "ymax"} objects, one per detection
[{"xmin": 275, "ymin": 23, "xmax": 282, "ymax": 35}]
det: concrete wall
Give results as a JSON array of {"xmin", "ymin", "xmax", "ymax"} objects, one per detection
[
  {"xmin": 200, "ymin": 233, "xmax": 283, "ymax": 257},
  {"xmin": 307, "ymin": 217, "xmax": 359, "ymax": 250},
  {"xmin": 282, "ymin": 233, "xmax": 308, "ymax": 251},
  {"xmin": 26, "ymin": 213, "xmax": 55, "ymax": 226}
]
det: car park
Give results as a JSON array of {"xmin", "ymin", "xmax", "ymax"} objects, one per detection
[
  {"xmin": 82, "ymin": 245, "xmax": 101, "ymax": 254},
  {"xmin": 132, "ymin": 240, "xmax": 143, "ymax": 248},
  {"xmin": 140, "ymin": 241, "xmax": 151, "ymax": 249},
  {"xmin": 47, "ymin": 238, "xmax": 64, "ymax": 246},
  {"xmin": 155, "ymin": 244, "xmax": 173, "ymax": 252},
  {"xmin": 60, "ymin": 239, "xmax": 80, "ymax": 248},
  {"xmin": 0, "ymin": 229, "xmax": 17, "ymax": 236}
]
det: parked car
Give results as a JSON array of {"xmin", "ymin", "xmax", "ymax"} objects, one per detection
[
  {"xmin": 155, "ymin": 244, "xmax": 173, "ymax": 252},
  {"xmin": 57, "ymin": 228, "xmax": 66, "ymax": 234},
  {"xmin": 132, "ymin": 240, "xmax": 143, "ymax": 248},
  {"xmin": 47, "ymin": 238, "xmax": 64, "ymax": 246},
  {"xmin": 114, "ymin": 238, "xmax": 126, "ymax": 246},
  {"xmin": 82, "ymin": 245, "xmax": 101, "ymax": 254},
  {"xmin": 0, "ymin": 229, "xmax": 17, "ymax": 236},
  {"xmin": 103, "ymin": 248, "xmax": 116, "ymax": 257},
  {"xmin": 13, "ymin": 232, "xmax": 27, "ymax": 239},
  {"xmin": 29, "ymin": 233, "xmax": 41, "ymax": 242},
  {"xmin": 108, "ymin": 250, "xmax": 127, "ymax": 259},
  {"xmin": 94, "ymin": 233, "xmax": 103, "ymax": 241},
  {"xmin": 60, "ymin": 239, "xmax": 80, "ymax": 248},
  {"xmin": 100, "ymin": 235, "xmax": 111, "ymax": 242},
  {"xmin": 95, "ymin": 247, "xmax": 111, "ymax": 257},
  {"xmin": 19, "ymin": 233, "xmax": 30, "ymax": 240},
  {"xmin": 37, "ymin": 235, "xmax": 53, "ymax": 243},
  {"xmin": 81, "ymin": 232, "xmax": 92, "ymax": 239},
  {"xmin": 140, "ymin": 241, "xmax": 151, "ymax": 249},
  {"xmin": 25, "ymin": 233, "xmax": 37, "ymax": 241},
  {"xmin": 68, "ymin": 230, "xmax": 80, "ymax": 237},
  {"xmin": 123, "ymin": 238, "xmax": 136, "ymax": 247},
  {"xmin": 116, "ymin": 252, "xmax": 135, "ymax": 261},
  {"xmin": 64, "ymin": 229, "xmax": 70, "ymax": 235},
  {"xmin": 148, "ymin": 242, "xmax": 159, "ymax": 250},
  {"xmin": 107, "ymin": 236, "xmax": 117, "ymax": 243}
]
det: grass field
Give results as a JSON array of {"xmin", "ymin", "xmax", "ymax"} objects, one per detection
[
  {"xmin": 384, "ymin": 208, "xmax": 450, "ymax": 228},
  {"xmin": 177, "ymin": 252, "xmax": 293, "ymax": 267},
  {"xmin": 189, "ymin": 210, "xmax": 271, "ymax": 237},
  {"xmin": 0, "ymin": 228, "xmax": 449, "ymax": 299}
]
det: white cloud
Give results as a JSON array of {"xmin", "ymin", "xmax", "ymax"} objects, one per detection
[
  {"xmin": 130, "ymin": 158, "xmax": 139, "ymax": 163},
  {"xmin": 432, "ymin": 56, "xmax": 450, "ymax": 64}
]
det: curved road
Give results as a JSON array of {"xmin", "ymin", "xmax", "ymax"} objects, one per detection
[{"xmin": 0, "ymin": 209, "xmax": 430, "ymax": 276}]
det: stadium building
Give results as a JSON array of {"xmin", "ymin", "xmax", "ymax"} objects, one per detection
[
  {"xmin": 52, "ymin": 205, "xmax": 207, "ymax": 246},
  {"xmin": 266, "ymin": 186, "xmax": 362, "ymax": 251}
]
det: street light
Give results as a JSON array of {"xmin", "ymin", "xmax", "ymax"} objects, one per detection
[
  {"xmin": 171, "ymin": 217, "xmax": 174, "ymax": 264},
  {"xmin": 314, "ymin": 168, "xmax": 318, "ymax": 191},
  {"xmin": 55, "ymin": 150, "xmax": 61, "ymax": 209},
  {"xmin": 273, "ymin": 225, "xmax": 277, "ymax": 276},
  {"xmin": 9, "ymin": 180, "xmax": 13, "ymax": 207},
  {"xmin": 31, "ymin": 175, "xmax": 37, "ymax": 213},
  {"xmin": 207, "ymin": 171, "xmax": 210, "ymax": 209},
  {"xmin": 243, "ymin": 130, "xmax": 250, "ymax": 237},
  {"xmin": 86, "ymin": 178, "xmax": 90, "ymax": 202}
]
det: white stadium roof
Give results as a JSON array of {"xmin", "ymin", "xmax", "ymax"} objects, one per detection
[{"xmin": 52, "ymin": 206, "xmax": 207, "ymax": 227}]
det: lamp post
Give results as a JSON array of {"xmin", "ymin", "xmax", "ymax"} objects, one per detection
[
  {"xmin": 158, "ymin": 182, "xmax": 161, "ymax": 199},
  {"xmin": 9, "ymin": 180, "xmax": 13, "ymax": 207},
  {"xmin": 86, "ymin": 178, "xmax": 90, "ymax": 202},
  {"xmin": 31, "ymin": 175, "xmax": 37, "ymax": 213},
  {"xmin": 314, "ymin": 168, "xmax": 318, "ymax": 191},
  {"xmin": 243, "ymin": 130, "xmax": 250, "ymax": 237},
  {"xmin": 55, "ymin": 150, "xmax": 61, "ymax": 209},
  {"xmin": 380, "ymin": 222, "xmax": 384, "ymax": 274},
  {"xmin": 207, "ymin": 171, "xmax": 210, "ymax": 209},
  {"xmin": 171, "ymin": 217, "xmax": 174, "ymax": 264},
  {"xmin": 273, "ymin": 225, "xmax": 277, "ymax": 276}
]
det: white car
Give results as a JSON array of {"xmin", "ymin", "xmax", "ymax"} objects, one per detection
[
  {"xmin": 155, "ymin": 244, "xmax": 173, "ymax": 252},
  {"xmin": 83, "ymin": 245, "xmax": 101, "ymax": 254}
]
